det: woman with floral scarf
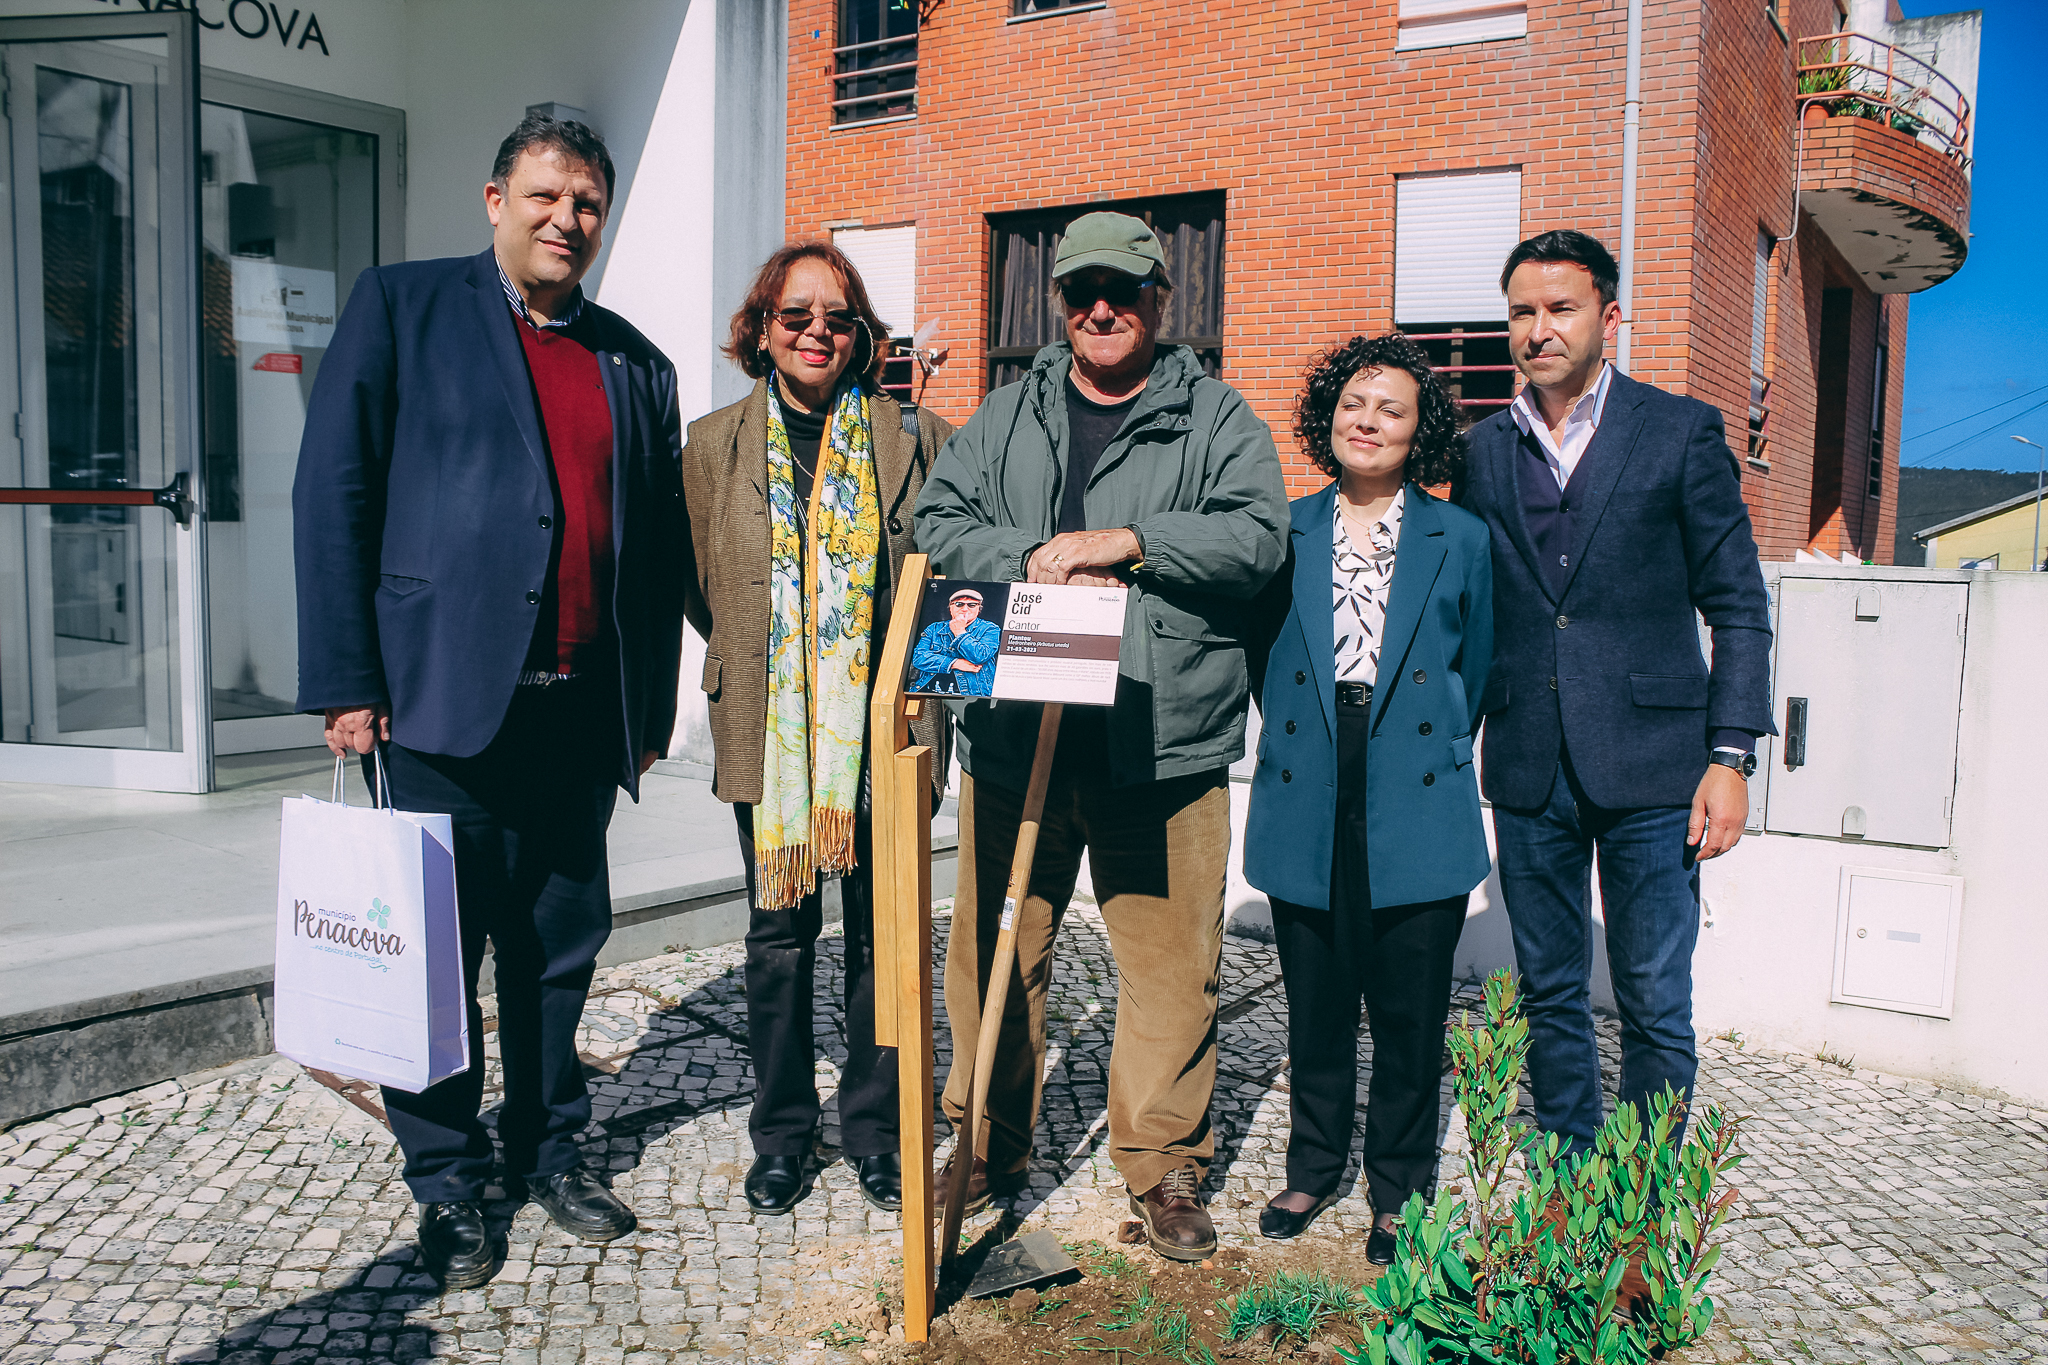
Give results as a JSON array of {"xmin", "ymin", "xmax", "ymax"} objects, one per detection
[{"xmin": 680, "ymin": 243, "xmax": 952, "ymax": 1216}]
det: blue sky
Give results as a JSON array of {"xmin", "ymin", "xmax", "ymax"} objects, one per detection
[{"xmin": 1896, "ymin": 0, "xmax": 2048, "ymax": 473}]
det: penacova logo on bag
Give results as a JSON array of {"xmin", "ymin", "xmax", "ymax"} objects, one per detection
[{"xmin": 292, "ymin": 897, "xmax": 406, "ymax": 972}]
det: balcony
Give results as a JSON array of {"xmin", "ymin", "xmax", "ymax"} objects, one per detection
[{"xmin": 1796, "ymin": 32, "xmax": 1972, "ymax": 293}]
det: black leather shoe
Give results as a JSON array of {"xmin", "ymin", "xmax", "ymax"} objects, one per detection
[
  {"xmin": 745, "ymin": 1154, "xmax": 809, "ymax": 1215},
  {"xmin": 418, "ymin": 1200, "xmax": 501, "ymax": 1290},
  {"xmin": 530, "ymin": 1167, "xmax": 637, "ymax": 1242},
  {"xmin": 1257, "ymin": 1191, "xmax": 1334, "ymax": 1241},
  {"xmin": 1366, "ymin": 1222, "xmax": 1399, "ymax": 1265},
  {"xmin": 851, "ymin": 1151, "xmax": 902, "ymax": 1211}
]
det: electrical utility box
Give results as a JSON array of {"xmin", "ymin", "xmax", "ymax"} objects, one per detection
[
  {"xmin": 1831, "ymin": 865, "xmax": 1965, "ymax": 1019},
  {"xmin": 1764, "ymin": 577, "xmax": 1968, "ymax": 848}
]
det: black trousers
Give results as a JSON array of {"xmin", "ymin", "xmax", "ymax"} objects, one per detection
[
  {"xmin": 1269, "ymin": 697, "xmax": 1466, "ymax": 1216},
  {"xmin": 735, "ymin": 804, "xmax": 898, "ymax": 1158},
  {"xmin": 371, "ymin": 681, "xmax": 620, "ymax": 1203}
]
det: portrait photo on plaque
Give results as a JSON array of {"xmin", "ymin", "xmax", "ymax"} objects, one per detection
[{"xmin": 905, "ymin": 579, "xmax": 1126, "ymax": 707}]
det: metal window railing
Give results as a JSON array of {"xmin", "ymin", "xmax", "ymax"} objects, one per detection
[
  {"xmin": 1796, "ymin": 31, "xmax": 1971, "ymax": 164},
  {"xmin": 1404, "ymin": 329, "xmax": 1516, "ymax": 412},
  {"xmin": 833, "ymin": 26, "xmax": 918, "ymax": 126}
]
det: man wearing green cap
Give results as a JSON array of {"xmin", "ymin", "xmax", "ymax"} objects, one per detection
[{"xmin": 915, "ymin": 210, "xmax": 1287, "ymax": 1261}]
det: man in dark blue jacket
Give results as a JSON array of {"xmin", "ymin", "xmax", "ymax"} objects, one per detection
[
  {"xmin": 1456, "ymin": 231, "xmax": 1772, "ymax": 1156},
  {"xmin": 294, "ymin": 114, "xmax": 687, "ymax": 1288}
]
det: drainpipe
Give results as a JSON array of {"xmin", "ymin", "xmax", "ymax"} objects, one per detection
[{"xmin": 1618, "ymin": 0, "xmax": 1643, "ymax": 372}]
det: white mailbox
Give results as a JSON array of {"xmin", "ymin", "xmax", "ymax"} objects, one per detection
[
  {"xmin": 1831, "ymin": 866, "xmax": 1964, "ymax": 1018},
  {"xmin": 1765, "ymin": 577, "xmax": 1967, "ymax": 848}
]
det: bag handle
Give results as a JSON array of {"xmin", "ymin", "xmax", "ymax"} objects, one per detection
[{"xmin": 329, "ymin": 746, "xmax": 394, "ymax": 811}]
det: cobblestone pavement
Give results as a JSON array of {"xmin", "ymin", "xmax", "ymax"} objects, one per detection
[{"xmin": 2, "ymin": 900, "xmax": 2042, "ymax": 1364}]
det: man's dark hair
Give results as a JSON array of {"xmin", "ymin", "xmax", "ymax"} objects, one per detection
[
  {"xmin": 1499, "ymin": 229, "xmax": 1620, "ymax": 306},
  {"xmin": 492, "ymin": 113, "xmax": 616, "ymax": 206},
  {"xmin": 1293, "ymin": 333, "xmax": 1467, "ymax": 487}
]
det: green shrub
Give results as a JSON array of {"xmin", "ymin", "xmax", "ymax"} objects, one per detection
[{"xmin": 1344, "ymin": 970, "xmax": 1744, "ymax": 1365}]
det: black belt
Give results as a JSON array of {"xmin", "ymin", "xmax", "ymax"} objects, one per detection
[{"xmin": 1336, "ymin": 680, "xmax": 1374, "ymax": 708}]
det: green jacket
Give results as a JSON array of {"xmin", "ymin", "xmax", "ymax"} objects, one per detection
[{"xmin": 913, "ymin": 342, "xmax": 1289, "ymax": 789}]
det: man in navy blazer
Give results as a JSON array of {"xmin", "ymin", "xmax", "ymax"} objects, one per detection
[
  {"xmin": 1455, "ymin": 231, "xmax": 1772, "ymax": 1155},
  {"xmin": 294, "ymin": 115, "xmax": 687, "ymax": 1288}
]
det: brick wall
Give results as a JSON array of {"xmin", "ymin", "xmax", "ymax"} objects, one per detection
[{"xmin": 784, "ymin": 0, "xmax": 1943, "ymax": 558}]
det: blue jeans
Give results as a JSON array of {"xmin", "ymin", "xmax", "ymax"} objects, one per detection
[{"xmin": 1492, "ymin": 758, "xmax": 1700, "ymax": 1154}]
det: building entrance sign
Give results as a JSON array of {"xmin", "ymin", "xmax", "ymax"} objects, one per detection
[{"xmin": 229, "ymin": 260, "xmax": 337, "ymax": 349}]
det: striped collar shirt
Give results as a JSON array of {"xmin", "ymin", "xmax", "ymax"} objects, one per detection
[
  {"xmin": 496, "ymin": 253, "xmax": 587, "ymax": 332},
  {"xmin": 1509, "ymin": 361, "xmax": 1614, "ymax": 488},
  {"xmin": 1331, "ymin": 487, "xmax": 1405, "ymax": 685}
]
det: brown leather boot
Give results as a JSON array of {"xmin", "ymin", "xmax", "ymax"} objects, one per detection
[
  {"xmin": 933, "ymin": 1154, "xmax": 1028, "ymax": 1216},
  {"xmin": 1129, "ymin": 1165, "xmax": 1216, "ymax": 1262}
]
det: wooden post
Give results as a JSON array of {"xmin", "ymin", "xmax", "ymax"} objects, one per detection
[
  {"xmin": 937, "ymin": 700, "xmax": 1063, "ymax": 1271},
  {"xmin": 870, "ymin": 554, "xmax": 936, "ymax": 1341}
]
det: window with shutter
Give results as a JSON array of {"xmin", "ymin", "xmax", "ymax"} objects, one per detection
[
  {"xmin": 833, "ymin": 223, "xmax": 917, "ymax": 402},
  {"xmin": 1397, "ymin": 0, "xmax": 1529, "ymax": 51},
  {"xmin": 985, "ymin": 193, "xmax": 1225, "ymax": 394},
  {"xmin": 1749, "ymin": 231, "xmax": 1774, "ymax": 465},
  {"xmin": 1395, "ymin": 170, "xmax": 1521, "ymax": 419},
  {"xmin": 834, "ymin": 0, "xmax": 917, "ymax": 127}
]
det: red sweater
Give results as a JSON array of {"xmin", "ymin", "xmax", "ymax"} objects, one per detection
[{"xmin": 514, "ymin": 316, "xmax": 615, "ymax": 676}]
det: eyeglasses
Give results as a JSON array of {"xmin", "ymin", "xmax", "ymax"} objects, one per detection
[
  {"xmin": 769, "ymin": 307, "xmax": 863, "ymax": 338},
  {"xmin": 1059, "ymin": 274, "xmax": 1154, "ymax": 311}
]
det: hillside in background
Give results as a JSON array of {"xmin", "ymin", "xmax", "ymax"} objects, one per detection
[{"xmin": 1892, "ymin": 467, "xmax": 2043, "ymax": 564}]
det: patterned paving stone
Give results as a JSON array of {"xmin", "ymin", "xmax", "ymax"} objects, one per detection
[{"xmin": 1, "ymin": 899, "xmax": 2041, "ymax": 1363}]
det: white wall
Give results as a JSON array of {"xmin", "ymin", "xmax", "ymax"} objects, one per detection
[
  {"xmin": 0, "ymin": 1, "xmax": 409, "ymax": 104},
  {"xmin": 1686, "ymin": 567, "xmax": 2047, "ymax": 1103}
]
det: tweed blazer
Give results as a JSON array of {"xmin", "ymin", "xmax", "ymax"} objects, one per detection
[
  {"xmin": 681, "ymin": 377, "xmax": 954, "ymax": 805},
  {"xmin": 1455, "ymin": 370, "xmax": 1774, "ymax": 810}
]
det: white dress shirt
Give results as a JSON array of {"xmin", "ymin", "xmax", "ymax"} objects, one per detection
[
  {"xmin": 1509, "ymin": 362, "xmax": 1615, "ymax": 489},
  {"xmin": 1331, "ymin": 487, "xmax": 1405, "ymax": 685}
]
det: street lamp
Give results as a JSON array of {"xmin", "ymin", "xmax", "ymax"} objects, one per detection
[{"xmin": 2013, "ymin": 435, "xmax": 2045, "ymax": 572}]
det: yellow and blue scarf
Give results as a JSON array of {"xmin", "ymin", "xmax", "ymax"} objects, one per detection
[{"xmin": 756, "ymin": 380, "xmax": 881, "ymax": 910}]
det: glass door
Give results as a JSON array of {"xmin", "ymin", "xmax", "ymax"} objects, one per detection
[
  {"xmin": 196, "ymin": 74, "xmax": 398, "ymax": 756},
  {"xmin": 0, "ymin": 12, "xmax": 208, "ymax": 792}
]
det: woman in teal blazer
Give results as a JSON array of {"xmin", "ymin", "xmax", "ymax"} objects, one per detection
[{"xmin": 1244, "ymin": 334, "xmax": 1493, "ymax": 1260}]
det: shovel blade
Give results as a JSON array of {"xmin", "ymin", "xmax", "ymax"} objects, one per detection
[{"xmin": 964, "ymin": 1229, "xmax": 1080, "ymax": 1299}]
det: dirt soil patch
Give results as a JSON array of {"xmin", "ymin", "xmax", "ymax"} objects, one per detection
[{"xmin": 766, "ymin": 1220, "xmax": 1754, "ymax": 1365}]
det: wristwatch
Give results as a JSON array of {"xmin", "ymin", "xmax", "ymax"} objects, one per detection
[{"xmin": 1708, "ymin": 751, "xmax": 1758, "ymax": 778}]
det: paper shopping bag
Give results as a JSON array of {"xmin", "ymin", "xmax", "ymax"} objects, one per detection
[{"xmin": 273, "ymin": 756, "xmax": 467, "ymax": 1093}]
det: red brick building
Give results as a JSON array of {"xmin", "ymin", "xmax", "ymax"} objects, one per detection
[{"xmin": 787, "ymin": 0, "xmax": 1978, "ymax": 563}]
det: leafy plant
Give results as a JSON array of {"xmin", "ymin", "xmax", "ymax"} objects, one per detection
[
  {"xmin": 815, "ymin": 1321, "xmax": 867, "ymax": 1348},
  {"xmin": 1342, "ymin": 970, "xmax": 1744, "ymax": 1365},
  {"xmin": 1222, "ymin": 1269, "xmax": 1366, "ymax": 1345},
  {"xmin": 1797, "ymin": 60, "xmax": 1851, "ymax": 98}
]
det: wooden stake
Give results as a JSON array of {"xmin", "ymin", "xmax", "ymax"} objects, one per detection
[
  {"xmin": 938, "ymin": 700, "xmax": 1063, "ymax": 1271},
  {"xmin": 869, "ymin": 555, "xmax": 937, "ymax": 1340}
]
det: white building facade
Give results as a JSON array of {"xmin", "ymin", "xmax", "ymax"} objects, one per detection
[{"xmin": 0, "ymin": 0, "xmax": 772, "ymax": 790}]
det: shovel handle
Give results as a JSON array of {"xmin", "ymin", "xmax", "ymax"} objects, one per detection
[{"xmin": 939, "ymin": 702, "xmax": 1063, "ymax": 1268}]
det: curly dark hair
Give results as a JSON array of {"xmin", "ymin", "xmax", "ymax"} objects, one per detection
[
  {"xmin": 722, "ymin": 241, "xmax": 892, "ymax": 390},
  {"xmin": 1293, "ymin": 333, "xmax": 1467, "ymax": 487}
]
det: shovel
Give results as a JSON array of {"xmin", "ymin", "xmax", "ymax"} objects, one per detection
[{"xmin": 937, "ymin": 702, "xmax": 1073, "ymax": 1294}]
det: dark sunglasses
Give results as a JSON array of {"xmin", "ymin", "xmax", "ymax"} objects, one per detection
[
  {"xmin": 769, "ymin": 307, "xmax": 863, "ymax": 338},
  {"xmin": 1059, "ymin": 275, "xmax": 1154, "ymax": 311}
]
